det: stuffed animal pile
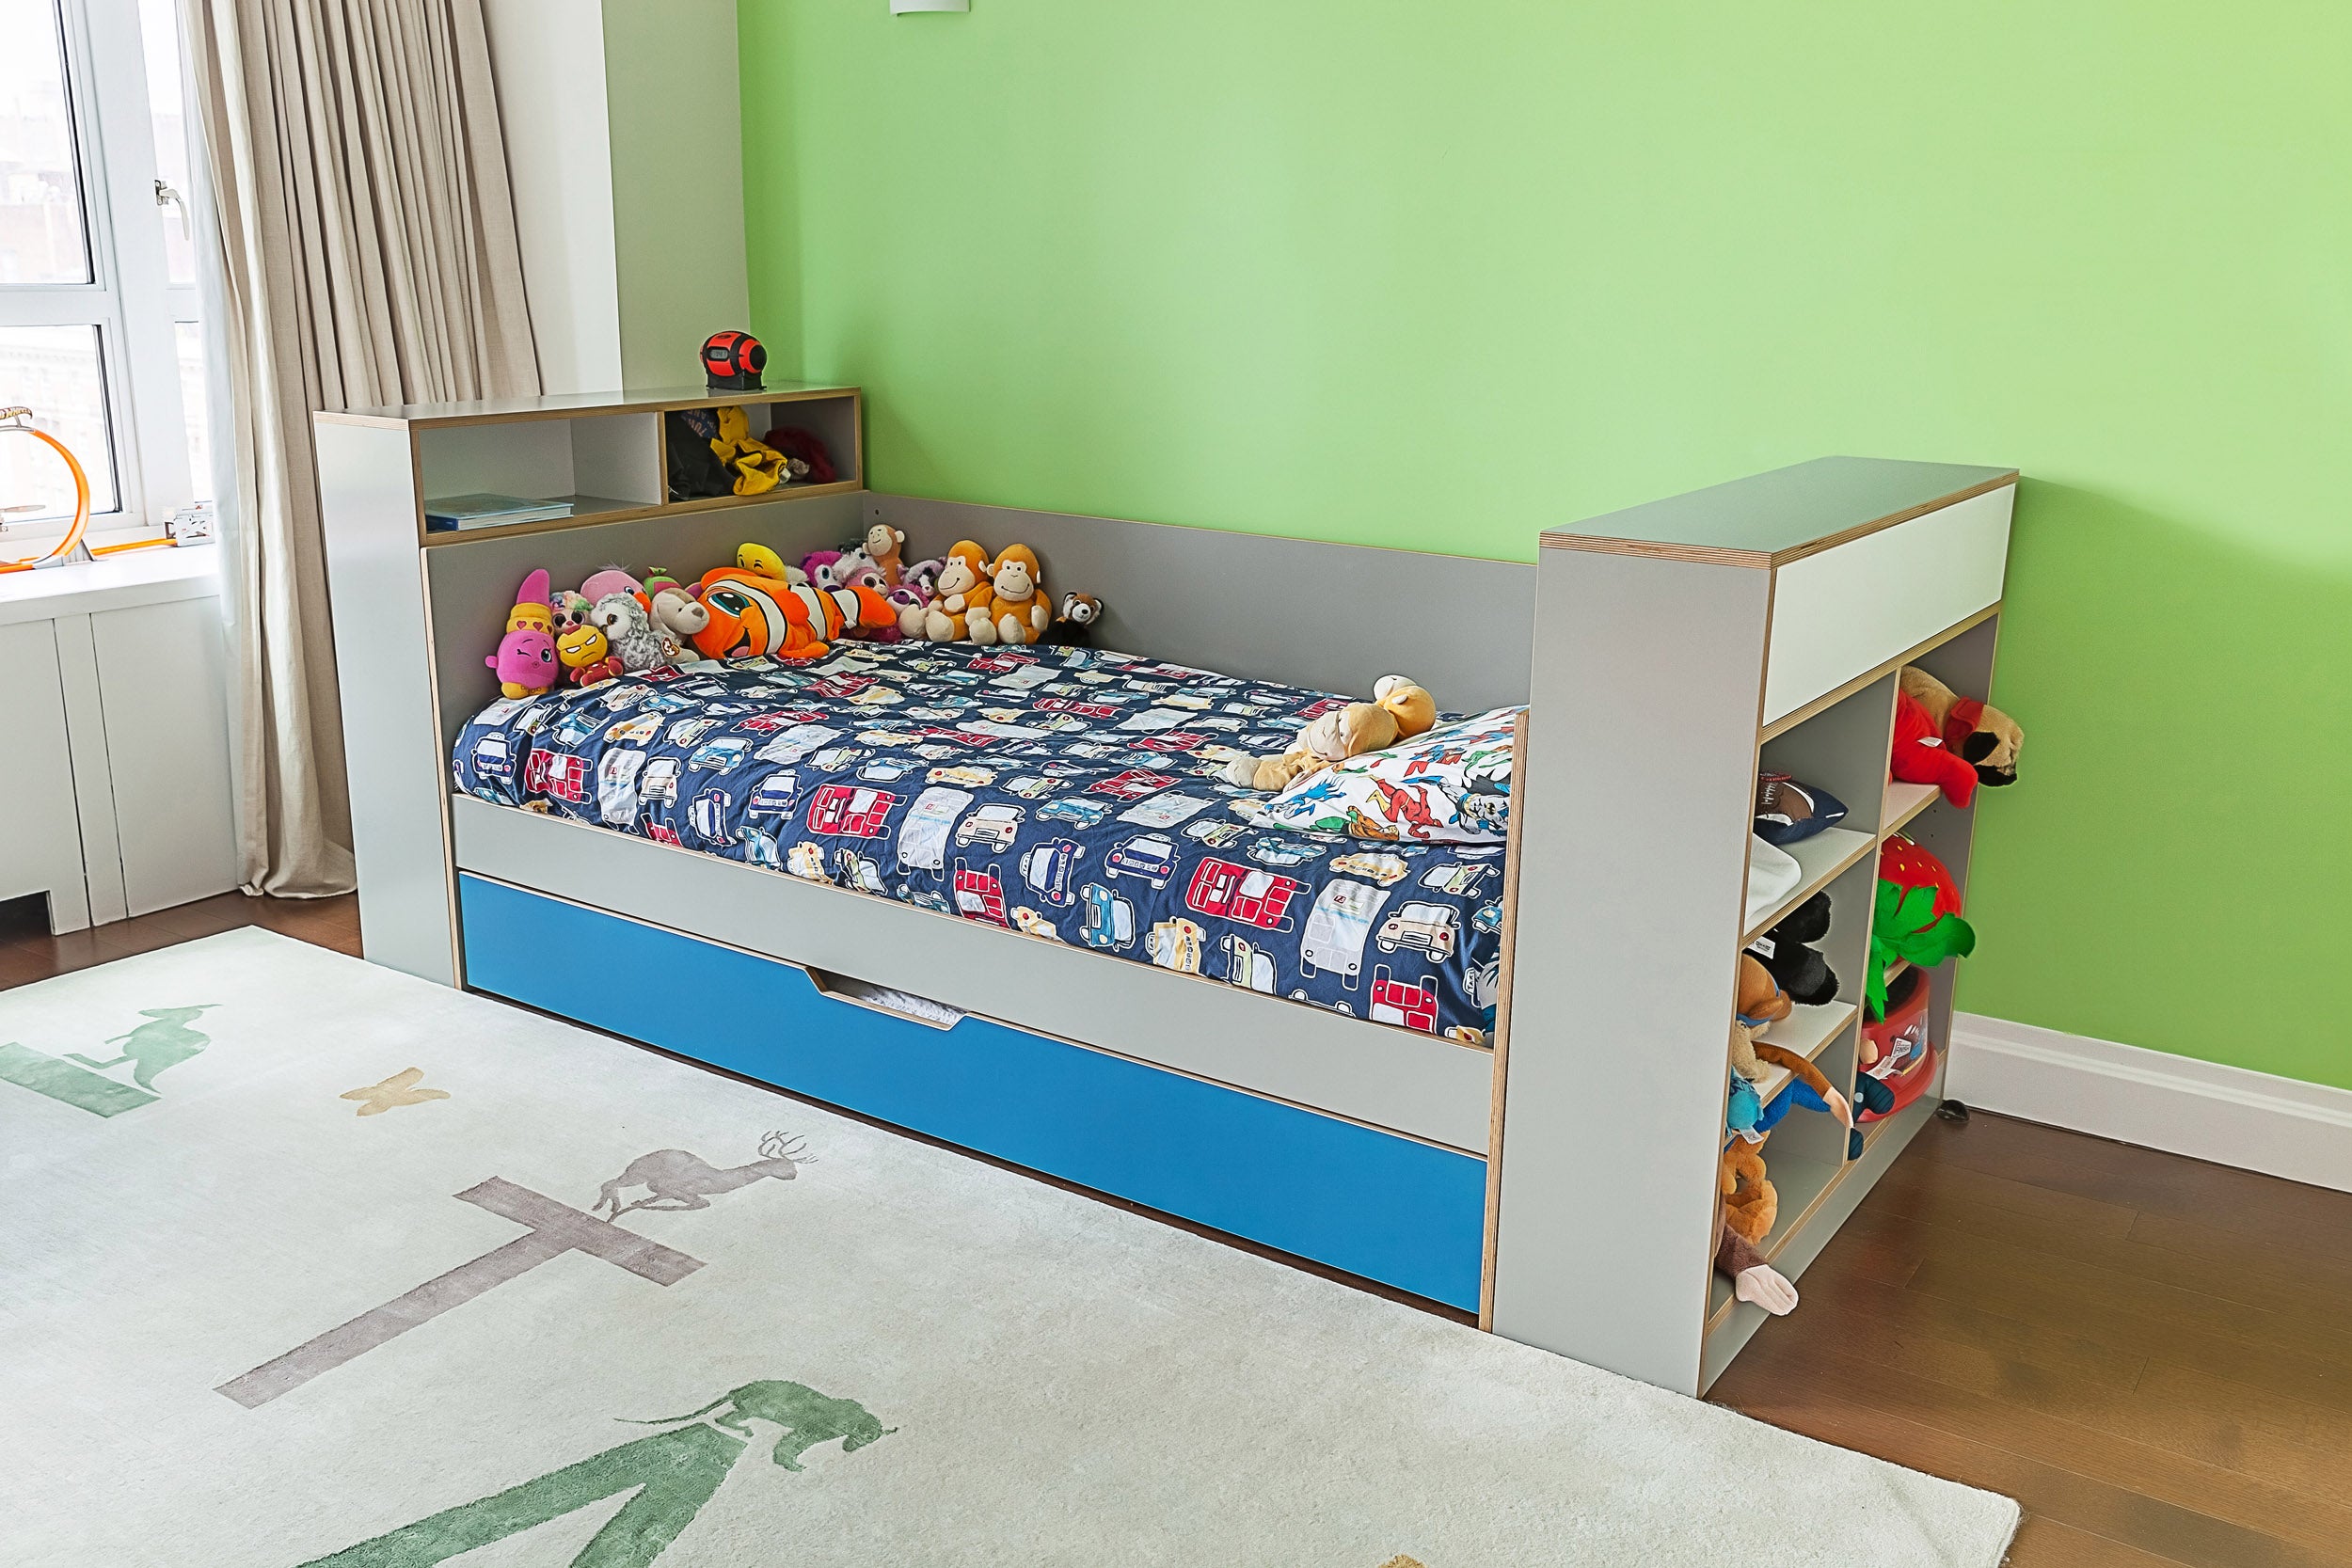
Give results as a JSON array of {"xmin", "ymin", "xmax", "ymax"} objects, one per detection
[{"xmin": 485, "ymin": 534, "xmax": 1105, "ymax": 691}]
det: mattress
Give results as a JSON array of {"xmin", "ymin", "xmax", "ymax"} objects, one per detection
[{"xmin": 451, "ymin": 641, "xmax": 1506, "ymax": 1041}]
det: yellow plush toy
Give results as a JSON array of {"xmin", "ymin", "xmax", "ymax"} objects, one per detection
[
  {"xmin": 971, "ymin": 544, "xmax": 1053, "ymax": 645},
  {"xmin": 1221, "ymin": 677, "xmax": 1438, "ymax": 792}
]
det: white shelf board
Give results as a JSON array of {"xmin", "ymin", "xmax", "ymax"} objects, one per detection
[
  {"xmin": 1882, "ymin": 780, "xmax": 1940, "ymax": 837},
  {"xmin": 1746, "ymin": 1000, "xmax": 1858, "ymax": 1106},
  {"xmin": 1744, "ymin": 826, "xmax": 1873, "ymax": 942}
]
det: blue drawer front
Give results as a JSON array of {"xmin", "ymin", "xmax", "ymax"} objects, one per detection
[{"xmin": 458, "ymin": 876, "xmax": 1486, "ymax": 1309}]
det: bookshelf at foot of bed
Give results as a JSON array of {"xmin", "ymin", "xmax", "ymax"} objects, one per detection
[{"xmin": 319, "ymin": 385, "xmax": 2014, "ymax": 1396}]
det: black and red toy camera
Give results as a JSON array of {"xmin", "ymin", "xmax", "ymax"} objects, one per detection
[{"xmin": 701, "ymin": 330, "xmax": 766, "ymax": 391}]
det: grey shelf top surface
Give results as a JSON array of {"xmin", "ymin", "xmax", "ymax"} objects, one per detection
[
  {"xmin": 1540, "ymin": 456, "xmax": 2017, "ymax": 568},
  {"xmin": 316, "ymin": 383, "xmax": 861, "ymax": 431}
]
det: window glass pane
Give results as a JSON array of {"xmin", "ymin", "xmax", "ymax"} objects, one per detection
[
  {"xmin": 0, "ymin": 324, "xmax": 120, "ymax": 523},
  {"xmin": 173, "ymin": 319, "xmax": 209, "ymax": 502},
  {"xmin": 136, "ymin": 0, "xmax": 196, "ymax": 287},
  {"xmin": 0, "ymin": 0, "xmax": 91, "ymax": 287}
]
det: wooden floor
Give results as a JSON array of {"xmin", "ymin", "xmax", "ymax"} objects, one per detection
[{"xmin": 8, "ymin": 892, "xmax": 2348, "ymax": 1568}]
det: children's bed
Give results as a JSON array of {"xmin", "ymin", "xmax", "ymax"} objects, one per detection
[
  {"xmin": 452, "ymin": 641, "xmax": 1509, "ymax": 1042},
  {"xmin": 319, "ymin": 385, "xmax": 2016, "ymax": 1396}
]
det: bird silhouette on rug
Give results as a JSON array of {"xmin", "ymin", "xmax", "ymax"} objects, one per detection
[{"xmin": 341, "ymin": 1068, "xmax": 451, "ymax": 1117}]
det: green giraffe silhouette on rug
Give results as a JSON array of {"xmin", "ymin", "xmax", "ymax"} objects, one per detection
[
  {"xmin": 0, "ymin": 1004, "xmax": 215, "ymax": 1117},
  {"xmin": 299, "ymin": 1381, "xmax": 895, "ymax": 1567}
]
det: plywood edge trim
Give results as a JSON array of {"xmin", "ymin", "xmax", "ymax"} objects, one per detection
[
  {"xmin": 455, "ymin": 867, "xmax": 1486, "ymax": 1157},
  {"xmin": 1764, "ymin": 471, "xmax": 2019, "ymax": 567},
  {"xmin": 414, "ymin": 482, "xmax": 870, "ymax": 547},
  {"xmin": 324, "ymin": 387, "xmax": 864, "ymax": 431},
  {"xmin": 1535, "ymin": 533, "xmax": 1772, "ymax": 568}
]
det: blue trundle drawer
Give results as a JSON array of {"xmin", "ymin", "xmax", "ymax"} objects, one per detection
[{"xmin": 458, "ymin": 875, "xmax": 1487, "ymax": 1309}]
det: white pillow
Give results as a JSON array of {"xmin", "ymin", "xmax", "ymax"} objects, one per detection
[
  {"xmin": 1233, "ymin": 707, "xmax": 1519, "ymax": 843},
  {"xmin": 1745, "ymin": 835, "xmax": 1802, "ymax": 927}
]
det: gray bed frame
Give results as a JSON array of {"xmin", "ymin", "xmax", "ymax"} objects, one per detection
[{"xmin": 317, "ymin": 386, "xmax": 2015, "ymax": 1395}]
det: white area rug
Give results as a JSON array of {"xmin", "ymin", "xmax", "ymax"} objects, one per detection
[{"xmin": 1, "ymin": 929, "xmax": 2019, "ymax": 1566}]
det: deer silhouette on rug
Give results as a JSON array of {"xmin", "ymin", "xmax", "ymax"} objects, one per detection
[{"xmin": 594, "ymin": 1131, "xmax": 813, "ymax": 1218}]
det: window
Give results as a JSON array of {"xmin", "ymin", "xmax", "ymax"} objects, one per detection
[{"xmin": 0, "ymin": 0, "xmax": 207, "ymax": 550}]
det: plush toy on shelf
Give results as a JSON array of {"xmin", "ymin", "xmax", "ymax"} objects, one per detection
[
  {"xmin": 1748, "ymin": 892, "xmax": 1837, "ymax": 1006},
  {"xmin": 971, "ymin": 545, "xmax": 1052, "ymax": 646},
  {"xmin": 1901, "ymin": 665, "xmax": 2024, "ymax": 789},
  {"xmin": 1220, "ymin": 677, "xmax": 1438, "ymax": 791},
  {"xmin": 709, "ymin": 405, "xmax": 791, "ymax": 496},
  {"xmin": 485, "ymin": 569, "xmax": 558, "ymax": 697},
  {"xmin": 1041, "ymin": 591, "xmax": 1104, "ymax": 647},
  {"xmin": 1736, "ymin": 952, "xmax": 1790, "ymax": 1027},
  {"xmin": 1869, "ymin": 835, "xmax": 1976, "ymax": 1018},
  {"xmin": 1721, "ymin": 1140, "xmax": 1777, "ymax": 1245},
  {"xmin": 1716, "ymin": 1222, "xmax": 1798, "ymax": 1315},
  {"xmin": 1890, "ymin": 686, "xmax": 1981, "ymax": 808},
  {"xmin": 763, "ymin": 425, "xmax": 835, "ymax": 485}
]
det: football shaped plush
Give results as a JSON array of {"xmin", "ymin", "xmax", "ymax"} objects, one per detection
[{"xmin": 701, "ymin": 330, "xmax": 766, "ymax": 390}]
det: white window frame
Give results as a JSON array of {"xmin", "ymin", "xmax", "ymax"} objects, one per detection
[{"xmin": 2, "ymin": 0, "xmax": 200, "ymax": 547}]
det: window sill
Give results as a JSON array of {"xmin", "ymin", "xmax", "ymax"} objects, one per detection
[{"xmin": 0, "ymin": 542, "xmax": 222, "ymax": 626}]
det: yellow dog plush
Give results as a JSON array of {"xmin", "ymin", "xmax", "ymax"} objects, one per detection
[{"xmin": 1223, "ymin": 675, "xmax": 1437, "ymax": 791}]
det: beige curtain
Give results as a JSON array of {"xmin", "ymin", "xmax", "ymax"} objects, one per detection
[{"xmin": 184, "ymin": 0, "xmax": 538, "ymax": 895}]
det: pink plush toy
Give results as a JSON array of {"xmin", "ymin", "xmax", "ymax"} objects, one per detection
[
  {"xmin": 486, "ymin": 569, "xmax": 558, "ymax": 696},
  {"xmin": 580, "ymin": 566, "xmax": 644, "ymax": 606},
  {"xmin": 801, "ymin": 550, "xmax": 844, "ymax": 591}
]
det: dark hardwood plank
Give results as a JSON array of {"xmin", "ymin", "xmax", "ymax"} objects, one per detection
[
  {"xmin": 1715, "ymin": 1340, "xmax": 2323, "ymax": 1568},
  {"xmin": 2004, "ymin": 1516, "xmax": 2200, "ymax": 1568}
]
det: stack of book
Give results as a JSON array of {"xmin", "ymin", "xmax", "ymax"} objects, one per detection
[{"xmin": 422, "ymin": 494, "xmax": 577, "ymax": 533}]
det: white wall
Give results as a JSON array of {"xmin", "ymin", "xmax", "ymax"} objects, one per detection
[{"xmin": 483, "ymin": 0, "xmax": 747, "ymax": 396}]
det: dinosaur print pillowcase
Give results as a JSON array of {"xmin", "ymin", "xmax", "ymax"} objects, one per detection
[{"xmin": 1235, "ymin": 707, "xmax": 1519, "ymax": 843}]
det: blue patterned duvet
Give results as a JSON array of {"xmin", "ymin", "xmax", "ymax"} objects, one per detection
[{"xmin": 451, "ymin": 641, "xmax": 1504, "ymax": 1042}]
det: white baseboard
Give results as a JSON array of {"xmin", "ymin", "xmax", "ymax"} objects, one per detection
[{"xmin": 1947, "ymin": 1012, "xmax": 2352, "ymax": 1196}]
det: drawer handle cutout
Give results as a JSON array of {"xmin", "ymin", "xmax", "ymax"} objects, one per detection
[{"xmin": 804, "ymin": 968, "xmax": 964, "ymax": 1031}]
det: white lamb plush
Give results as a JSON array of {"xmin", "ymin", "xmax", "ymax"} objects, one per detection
[{"xmin": 591, "ymin": 592, "xmax": 671, "ymax": 673}]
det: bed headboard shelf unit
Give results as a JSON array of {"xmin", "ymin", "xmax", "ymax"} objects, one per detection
[
  {"xmin": 318, "ymin": 384, "xmax": 2013, "ymax": 1394},
  {"xmin": 1490, "ymin": 455, "xmax": 2013, "ymax": 1395}
]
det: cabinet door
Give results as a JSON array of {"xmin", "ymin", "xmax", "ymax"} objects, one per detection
[
  {"xmin": 91, "ymin": 597, "xmax": 239, "ymax": 914},
  {"xmin": 0, "ymin": 619, "xmax": 91, "ymax": 929}
]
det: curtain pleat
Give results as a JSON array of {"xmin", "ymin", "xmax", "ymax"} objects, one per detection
[{"xmin": 184, "ymin": 0, "xmax": 539, "ymax": 896}]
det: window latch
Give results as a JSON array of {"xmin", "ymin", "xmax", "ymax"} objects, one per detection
[{"xmin": 154, "ymin": 179, "xmax": 190, "ymax": 238}]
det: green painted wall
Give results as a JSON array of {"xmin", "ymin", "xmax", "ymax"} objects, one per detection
[{"xmin": 740, "ymin": 2, "xmax": 2352, "ymax": 1091}]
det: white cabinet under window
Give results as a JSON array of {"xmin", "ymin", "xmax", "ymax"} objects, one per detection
[{"xmin": 0, "ymin": 550, "xmax": 237, "ymax": 928}]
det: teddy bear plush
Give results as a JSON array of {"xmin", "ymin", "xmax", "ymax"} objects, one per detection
[
  {"xmin": 918, "ymin": 541, "xmax": 994, "ymax": 642},
  {"xmin": 1721, "ymin": 1141, "xmax": 1778, "ymax": 1244},
  {"xmin": 970, "ymin": 544, "xmax": 1052, "ymax": 645},
  {"xmin": 1899, "ymin": 665, "xmax": 2025, "ymax": 788},
  {"xmin": 1221, "ymin": 677, "xmax": 1438, "ymax": 791},
  {"xmin": 1041, "ymin": 591, "xmax": 1104, "ymax": 646}
]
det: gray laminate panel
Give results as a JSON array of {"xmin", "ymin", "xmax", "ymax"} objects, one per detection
[
  {"xmin": 452, "ymin": 796, "xmax": 1494, "ymax": 1152},
  {"xmin": 1487, "ymin": 546, "xmax": 1773, "ymax": 1394},
  {"xmin": 315, "ymin": 420, "xmax": 457, "ymax": 986},
  {"xmin": 1544, "ymin": 457, "xmax": 2013, "ymax": 562},
  {"xmin": 866, "ymin": 495, "xmax": 1537, "ymax": 715}
]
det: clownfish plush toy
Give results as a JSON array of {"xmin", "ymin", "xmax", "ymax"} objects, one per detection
[{"xmin": 691, "ymin": 566, "xmax": 896, "ymax": 662}]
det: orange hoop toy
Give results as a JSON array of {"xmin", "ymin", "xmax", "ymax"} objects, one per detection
[{"xmin": 1, "ymin": 405, "xmax": 93, "ymax": 573}]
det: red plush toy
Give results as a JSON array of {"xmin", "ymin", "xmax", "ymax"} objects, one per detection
[{"xmin": 1890, "ymin": 688, "xmax": 1979, "ymax": 808}]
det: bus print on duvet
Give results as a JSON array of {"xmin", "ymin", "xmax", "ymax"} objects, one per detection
[{"xmin": 1299, "ymin": 879, "xmax": 1391, "ymax": 987}]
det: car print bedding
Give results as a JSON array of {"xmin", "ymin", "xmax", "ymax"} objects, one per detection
[{"xmin": 451, "ymin": 641, "xmax": 1513, "ymax": 1042}]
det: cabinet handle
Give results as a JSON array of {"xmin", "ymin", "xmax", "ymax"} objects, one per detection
[{"xmin": 803, "ymin": 966, "xmax": 963, "ymax": 1031}]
